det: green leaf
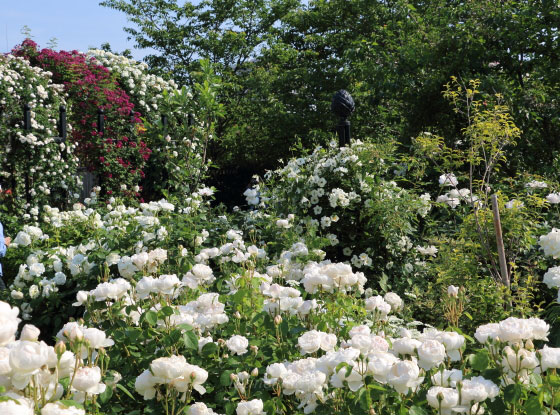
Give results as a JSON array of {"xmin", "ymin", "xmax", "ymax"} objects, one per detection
[
  {"xmin": 482, "ymin": 368, "xmax": 502, "ymax": 384},
  {"xmin": 548, "ymin": 374, "xmax": 560, "ymax": 388},
  {"xmin": 177, "ymin": 323, "xmax": 194, "ymax": 331},
  {"xmin": 184, "ymin": 330, "xmax": 198, "ymax": 350},
  {"xmin": 201, "ymin": 342, "xmax": 218, "ymax": 357},
  {"xmin": 116, "ymin": 384, "xmax": 136, "ymax": 401},
  {"xmin": 358, "ymin": 387, "xmax": 372, "ymax": 411},
  {"xmin": 220, "ymin": 371, "xmax": 233, "ymax": 386},
  {"xmin": 145, "ymin": 310, "xmax": 158, "ymax": 326},
  {"xmin": 469, "ymin": 350, "xmax": 490, "ymax": 371},
  {"xmin": 160, "ymin": 306, "xmax": 175, "ymax": 317},
  {"xmin": 409, "ymin": 406, "xmax": 428, "ymax": 415},
  {"xmin": 523, "ymin": 395, "xmax": 542, "ymax": 415},
  {"xmin": 504, "ymin": 384, "xmax": 522, "ymax": 403},
  {"xmin": 99, "ymin": 385, "xmax": 113, "ymax": 404}
]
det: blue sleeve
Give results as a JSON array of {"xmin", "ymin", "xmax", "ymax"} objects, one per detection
[{"xmin": 0, "ymin": 222, "xmax": 6, "ymax": 258}]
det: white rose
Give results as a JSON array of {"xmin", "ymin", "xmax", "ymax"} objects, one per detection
[
  {"xmin": 384, "ymin": 292, "xmax": 403, "ymax": 311},
  {"xmin": 20, "ymin": 324, "xmax": 40, "ymax": 341},
  {"xmin": 330, "ymin": 366, "xmax": 363, "ymax": 391},
  {"xmin": 56, "ymin": 321, "xmax": 85, "ymax": 342},
  {"xmin": 439, "ymin": 332, "xmax": 465, "ymax": 361},
  {"xmin": 539, "ymin": 346, "xmax": 560, "ymax": 372},
  {"xmin": 226, "ymin": 335, "xmax": 249, "ymax": 355},
  {"xmin": 392, "ymin": 337, "xmax": 422, "ymax": 356},
  {"xmin": 154, "ymin": 274, "xmax": 181, "ymax": 295},
  {"xmin": 0, "ymin": 302, "xmax": 21, "ymax": 346},
  {"xmin": 9, "ymin": 340, "xmax": 50, "ymax": 388},
  {"xmin": 173, "ymin": 363, "xmax": 208, "ymax": 394},
  {"xmin": 366, "ymin": 351, "xmax": 398, "ymax": 383},
  {"xmin": 29, "ymin": 285, "xmax": 40, "ymax": 299},
  {"xmin": 474, "ymin": 323, "xmax": 500, "ymax": 344},
  {"xmin": 135, "ymin": 369, "xmax": 157, "ymax": 400},
  {"xmin": 527, "ymin": 317, "xmax": 549, "ymax": 340},
  {"xmin": 10, "ymin": 290, "xmax": 24, "ymax": 300},
  {"xmin": 72, "ymin": 366, "xmax": 106, "ymax": 394},
  {"xmin": 427, "ymin": 386, "xmax": 459, "ymax": 410},
  {"xmin": 42, "ymin": 402, "xmax": 86, "ymax": 415},
  {"xmin": 431, "ymin": 369, "xmax": 463, "ymax": 387},
  {"xmin": 83, "ymin": 328, "xmax": 114, "ymax": 349},
  {"xmin": 236, "ymin": 399, "xmax": 265, "ymax": 415},
  {"xmin": 298, "ymin": 330, "xmax": 323, "ymax": 354},
  {"xmin": 502, "ymin": 346, "xmax": 538, "ymax": 373},
  {"xmin": 386, "ymin": 359, "xmax": 423, "ymax": 394},
  {"xmin": 72, "ymin": 291, "xmax": 90, "ymax": 307},
  {"xmin": 447, "ymin": 285, "xmax": 459, "ymax": 297},
  {"xmin": 13, "ymin": 231, "xmax": 31, "ymax": 246},
  {"xmin": 150, "ymin": 355, "xmax": 188, "ymax": 381},
  {"xmin": 264, "ymin": 363, "xmax": 288, "ymax": 385},
  {"xmin": 0, "ymin": 399, "xmax": 34, "ymax": 415},
  {"xmin": 417, "ymin": 339, "xmax": 446, "ymax": 370},
  {"xmin": 498, "ymin": 317, "xmax": 533, "ymax": 343},
  {"xmin": 188, "ymin": 402, "xmax": 221, "ymax": 415},
  {"xmin": 365, "ymin": 296, "xmax": 391, "ymax": 318},
  {"xmin": 53, "ymin": 272, "xmax": 67, "ymax": 285}
]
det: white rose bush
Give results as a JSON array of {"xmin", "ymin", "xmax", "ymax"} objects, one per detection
[
  {"xmin": 2, "ymin": 67, "xmax": 560, "ymax": 414},
  {"xmin": 0, "ymin": 53, "xmax": 81, "ymax": 216},
  {"xmin": 0, "ymin": 185, "xmax": 558, "ymax": 414},
  {"xmin": 244, "ymin": 140, "xmax": 433, "ymax": 295},
  {"xmin": 0, "ymin": 300, "xmax": 114, "ymax": 414}
]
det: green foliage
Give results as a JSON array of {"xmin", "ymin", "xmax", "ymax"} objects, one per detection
[
  {"xmin": 250, "ymin": 140, "xmax": 433, "ymax": 294},
  {"xmin": 101, "ymin": 0, "xmax": 560, "ymax": 190}
]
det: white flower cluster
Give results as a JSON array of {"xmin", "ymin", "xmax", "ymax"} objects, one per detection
[
  {"xmin": 0, "ymin": 301, "xmax": 113, "ymax": 413},
  {"xmin": 300, "ymin": 261, "xmax": 367, "ymax": 294},
  {"xmin": 0, "ymin": 54, "xmax": 80, "ymax": 211},
  {"xmin": 135, "ymin": 355, "xmax": 208, "ymax": 399},
  {"xmin": 436, "ymin": 188, "xmax": 476, "ymax": 209},
  {"xmin": 118, "ymin": 248, "xmax": 168, "ymax": 278},
  {"xmin": 243, "ymin": 186, "xmax": 260, "ymax": 206},
  {"xmin": 525, "ymin": 180, "xmax": 548, "ymax": 189},
  {"xmin": 263, "ymin": 326, "xmax": 425, "ymax": 411},
  {"xmin": 9, "ymin": 199, "xmax": 216, "ymax": 320},
  {"xmin": 439, "ymin": 173, "xmax": 459, "ymax": 187},
  {"xmin": 260, "ymin": 140, "xmax": 428, "ymax": 277},
  {"xmin": 261, "ymin": 282, "xmax": 320, "ymax": 317},
  {"xmin": 262, "ymin": 317, "xmax": 506, "ymax": 414},
  {"xmin": 73, "ymin": 278, "xmax": 131, "ymax": 305},
  {"xmin": 87, "ymin": 49, "xmax": 179, "ymax": 115},
  {"xmin": 539, "ymin": 228, "xmax": 560, "ymax": 259},
  {"xmin": 188, "ymin": 402, "xmax": 223, "ymax": 415},
  {"xmin": 427, "ymin": 375, "xmax": 498, "ymax": 415},
  {"xmin": 475, "ymin": 317, "xmax": 560, "ymax": 385},
  {"xmin": 12, "ymin": 225, "xmax": 46, "ymax": 247},
  {"xmin": 475, "ymin": 317, "xmax": 549, "ymax": 344},
  {"xmin": 170, "ymin": 293, "xmax": 229, "ymax": 332},
  {"xmin": 546, "ymin": 192, "xmax": 560, "ymax": 204}
]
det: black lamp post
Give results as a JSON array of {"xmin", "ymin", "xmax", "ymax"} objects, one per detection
[{"xmin": 331, "ymin": 89, "xmax": 355, "ymax": 147}]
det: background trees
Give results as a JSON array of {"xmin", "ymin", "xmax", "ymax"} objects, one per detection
[{"xmin": 100, "ymin": 0, "xmax": 560, "ymax": 203}]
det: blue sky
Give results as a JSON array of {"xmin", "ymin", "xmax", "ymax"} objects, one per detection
[{"xmin": 1, "ymin": 0, "xmax": 152, "ymax": 60}]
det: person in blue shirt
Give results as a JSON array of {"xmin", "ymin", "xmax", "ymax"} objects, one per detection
[{"xmin": 0, "ymin": 220, "xmax": 10, "ymax": 290}]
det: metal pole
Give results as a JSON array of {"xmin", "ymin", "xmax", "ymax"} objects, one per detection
[
  {"xmin": 23, "ymin": 104, "xmax": 31, "ymax": 204},
  {"xmin": 97, "ymin": 108, "xmax": 105, "ymax": 135},
  {"xmin": 337, "ymin": 118, "xmax": 350, "ymax": 147},
  {"xmin": 23, "ymin": 103, "xmax": 31, "ymax": 130},
  {"xmin": 491, "ymin": 194, "xmax": 510, "ymax": 287},
  {"xmin": 58, "ymin": 105, "xmax": 67, "ymax": 140}
]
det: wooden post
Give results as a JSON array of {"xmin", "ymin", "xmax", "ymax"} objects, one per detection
[{"xmin": 491, "ymin": 194, "xmax": 509, "ymax": 287}]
